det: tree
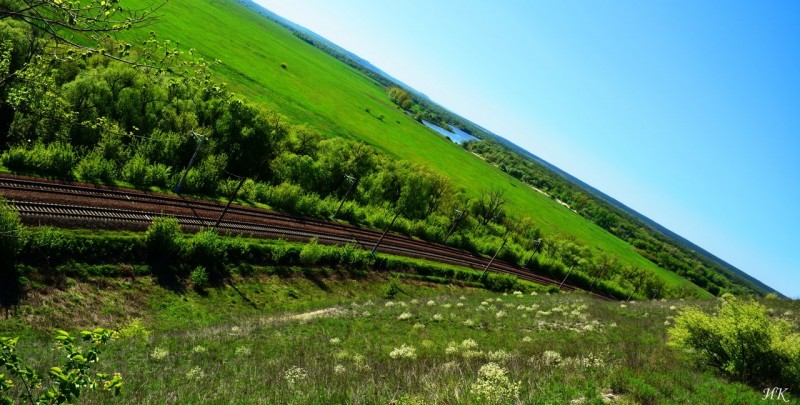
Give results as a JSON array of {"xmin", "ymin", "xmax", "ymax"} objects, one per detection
[
  {"xmin": 0, "ymin": 0, "xmax": 166, "ymax": 68},
  {"xmin": 471, "ymin": 187, "xmax": 506, "ymax": 226}
]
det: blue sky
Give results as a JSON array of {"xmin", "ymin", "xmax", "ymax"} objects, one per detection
[{"xmin": 255, "ymin": 0, "xmax": 800, "ymax": 298}]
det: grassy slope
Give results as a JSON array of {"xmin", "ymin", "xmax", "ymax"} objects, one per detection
[
  {"xmin": 2, "ymin": 275, "xmax": 785, "ymax": 403},
  {"xmin": 123, "ymin": 0, "xmax": 703, "ymax": 295}
]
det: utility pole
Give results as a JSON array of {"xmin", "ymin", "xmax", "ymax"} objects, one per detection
[
  {"xmin": 481, "ymin": 232, "xmax": 509, "ymax": 278},
  {"xmin": 174, "ymin": 131, "xmax": 206, "ymax": 194},
  {"xmin": 214, "ymin": 174, "xmax": 247, "ymax": 230},
  {"xmin": 589, "ymin": 264, "xmax": 606, "ymax": 289},
  {"xmin": 558, "ymin": 266, "xmax": 575, "ymax": 290},
  {"xmin": 627, "ymin": 284, "xmax": 639, "ymax": 303},
  {"xmin": 650, "ymin": 288, "xmax": 661, "ymax": 300},
  {"xmin": 524, "ymin": 239, "xmax": 542, "ymax": 268},
  {"xmin": 371, "ymin": 210, "xmax": 400, "ymax": 255},
  {"xmin": 331, "ymin": 174, "xmax": 356, "ymax": 220},
  {"xmin": 442, "ymin": 209, "xmax": 463, "ymax": 244}
]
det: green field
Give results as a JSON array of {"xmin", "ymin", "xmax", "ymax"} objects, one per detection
[
  {"xmin": 121, "ymin": 0, "xmax": 704, "ymax": 295},
  {"xmin": 1, "ymin": 274, "xmax": 786, "ymax": 403}
]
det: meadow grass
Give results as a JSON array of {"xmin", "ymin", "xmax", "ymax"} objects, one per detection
[
  {"xmin": 2, "ymin": 273, "xmax": 789, "ymax": 403},
  {"xmin": 119, "ymin": 0, "xmax": 704, "ymax": 295}
]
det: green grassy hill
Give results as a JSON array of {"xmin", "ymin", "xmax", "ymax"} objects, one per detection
[
  {"xmin": 2, "ymin": 273, "xmax": 789, "ymax": 403},
  {"xmin": 123, "ymin": 0, "xmax": 705, "ymax": 295}
]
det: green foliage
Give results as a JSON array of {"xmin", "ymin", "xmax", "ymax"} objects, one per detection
[
  {"xmin": 384, "ymin": 276, "xmax": 402, "ymax": 299},
  {"xmin": 144, "ymin": 217, "xmax": 182, "ymax": 276},
  {"xmin": 0, "ymin": 329, "xmax": 122, "ymax": 404},
  {"xmin": 0, "ymin": 142, "xmax": 76, "ymax": 178},
  {"xmin": 188, "ymin": 230, "xmax": 228, "ymax": 281},
  {"xmin": 299, "ymin": 238, "xmax": 324, "ymax": 265},
  {"xmin": 669, "ymin": 299, "xmax": 800, "ymax": 389},
  {"xmin": 0, "ymin": 200, "xmax": 22, "ymax": 308},
  {"xmin": 74, "ymin": 152, "xmax": 117, "ymax": 182},
  {"xmin": 0, "ymin": 200, "xmax": 21, "ymax": 267},
  {"xmin": 190, "ymin": 266, "xmax": 210, "ymax": 289}
]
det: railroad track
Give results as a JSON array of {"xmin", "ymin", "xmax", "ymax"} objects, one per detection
[{"xmin": 1, "ymin": 176, "xmax": 608, "ymax": 298}]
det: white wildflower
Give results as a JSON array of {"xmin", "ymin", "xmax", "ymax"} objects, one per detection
[
  {"xmin": 385, "ymin": 301, "xmax": 395, "ymax": 307},
  {"xmin": 487, "ymin": 349, "xmax": 511, "ymax": 363},
  {"xmin": 150, "ymin": 347, "xmax": 169, "ymax": 361},
  {"xmin": 426, "ymin": 300, "xmax": 436, "ymax": 306},
  {"xmin": 413, "ymin": 323, "xmax": 425, "ymax": 329},
  {"xmin": 389, "ymin": 344, "xmax": 417, "ymax": 359},
  {"xmin": 362, "ymin": 311, "xmax": 371, "ymax": 317},
  {"xmin": 334, "ymin": 364, "xmax": 346, "ymax": 374},
  {"xmin": 522, "ymin": 336, "xmax": 532, "ymax": 342},
  {"xmin": 329, "ymin": 337, "xmax": 341, "ymax": 345},
  {"xmin": 457, "ymin": 302, "xmax": 465, "ymax": 307},
  {"xmin": 398, "ymin": 312, "xmax": 413, "ymax": 321},
  {"xmin": 192, "ymin": 345, "xmax": 207, "ymax": 354},
  {"xmin": 284, "ymin": 366, "xmax": 308, "ymax": 386},
  {"xmin": 186, "ymin": 366, "xmax": 205, "ymax": 380},
  {"xmin": 433, "ymin": 313, "xmax": 444, "ymax": 321},
  {"xmin": 410, "ymin": 299, "xmax": 419, "ymax": 305},
  {"xmin": 461, "ymin": 339, "xmax": 479, "ymax": 350},
  {"xmin": 542, "ymin": 350, "xmax": 562, "ymax": 366},
  {"xmin": 496, "ymin": 310, "xmax": 507, "ymax": 319},
  {"xmin": 463, "ymin": 319, "xmax": 475, "ymax": 327},
  {"xmin": 235, "ymin": 345, "xmax": 251, "ymax": 356},
  {"xmin": 446, "ymin": 342, "xmax": 459, "ymax": 355},
  {"xmin": 470, "ymin": 362, "xmax": 521, "ymax": 404}
]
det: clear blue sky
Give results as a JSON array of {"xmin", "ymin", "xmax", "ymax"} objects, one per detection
[{"xmin": 255, "ymin": 0, "xmax": 800, "ymax": 298}]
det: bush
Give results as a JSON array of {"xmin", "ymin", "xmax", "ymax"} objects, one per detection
[
  {"xmin": 190, "ymin": 266, "xmax": 209, "ymax": 288},
  {"xmin": 0, "ymin": 200, "xmax": 23, "ymax": 308},
  {"xmin": 188, "ymin": 230, "xmax": 228, "ymax": 280},
  {"xmin": 669, "ymin": 299, "xmax": 800, "ymax": 389},
  {"xmin": 384, "ymin": 276, "xmax": 401, "ymax": 299},
  {"xmin": 75, "ymin": 152, "xmax": 117, "ymax": 182},
  {"xmin": 299, "ymin": 238, "xmax": 324, "ymax": 265},
  {"xmin": 1, "ymin": 142, "xmax": 76, "ymax": 177},
  {"xmin": 23, "ymin": 226, "xmax": 71, "ymax": 268},
  {"xmin": 144, "ymin": 217, "xmax": 182, "ymax": 275},
  {"xmin": 121, "ymin": 154, "xmax": 149, "ymax": 186}
]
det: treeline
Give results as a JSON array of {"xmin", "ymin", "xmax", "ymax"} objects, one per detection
[
  {"xmin": 0, "ymin": 18, "xmax": 680, "ymax": 299},
  {"xmin": 463, "ymin": 139, "xmax": 758, "ymax": 296}
]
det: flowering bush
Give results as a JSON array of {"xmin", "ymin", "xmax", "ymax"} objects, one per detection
[
  {"xmin": 389, "ymin": 344, "xmax": 418, "ymax": 360},
  {"xmin": 470, "ymin": 362, "xmax": 520, "ymax": 404},
  {"xmin": 669, "ymin": 299, "xmax": 800, "ymax": 389}
]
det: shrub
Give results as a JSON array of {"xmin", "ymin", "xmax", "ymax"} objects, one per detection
[
  {"xmin": 188, "ymin": 230, "xmax": 228, "ymax": 280},
  {"xmin": 384, "ymin": 276, "xmax": 401, "ymax": 299},
  {"xmin": 144, "ymin": 217, "xmax": 182, "ymax": 275},
  {"xmin": 145, "ymin": 163, "xmax": 172, "ymax": 188},
  {"xmin": 74, "ymin": 152, "xmax": 117, "ymax": 182},
  {"xmin": 669, "ymin": 299, "xmax": 800, "ymax": 389},
  {"xmin": 23, "ymin": 226, "xmax": 72, "ymax": 268},
  {"xmin": 0, "ymin": 200, "xmax": 23, "ymax": 308},
  {"xmin": 0, "ymin": 200, "xmax": 22, "ymax": 267},
  {"xmin": 299, "ymin": 238, "xmax": 324, "ymax": 265},
  {"xmin": 121, "ymin": 154, "xmax": 149, "ymax": 186},
  {"xmin": 190, "ymin": 266, "xmax": 209, "ymax": 288},
  {"xmin": 1, "ymin": 142, "xmax": 76, "ymax": 177}
]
